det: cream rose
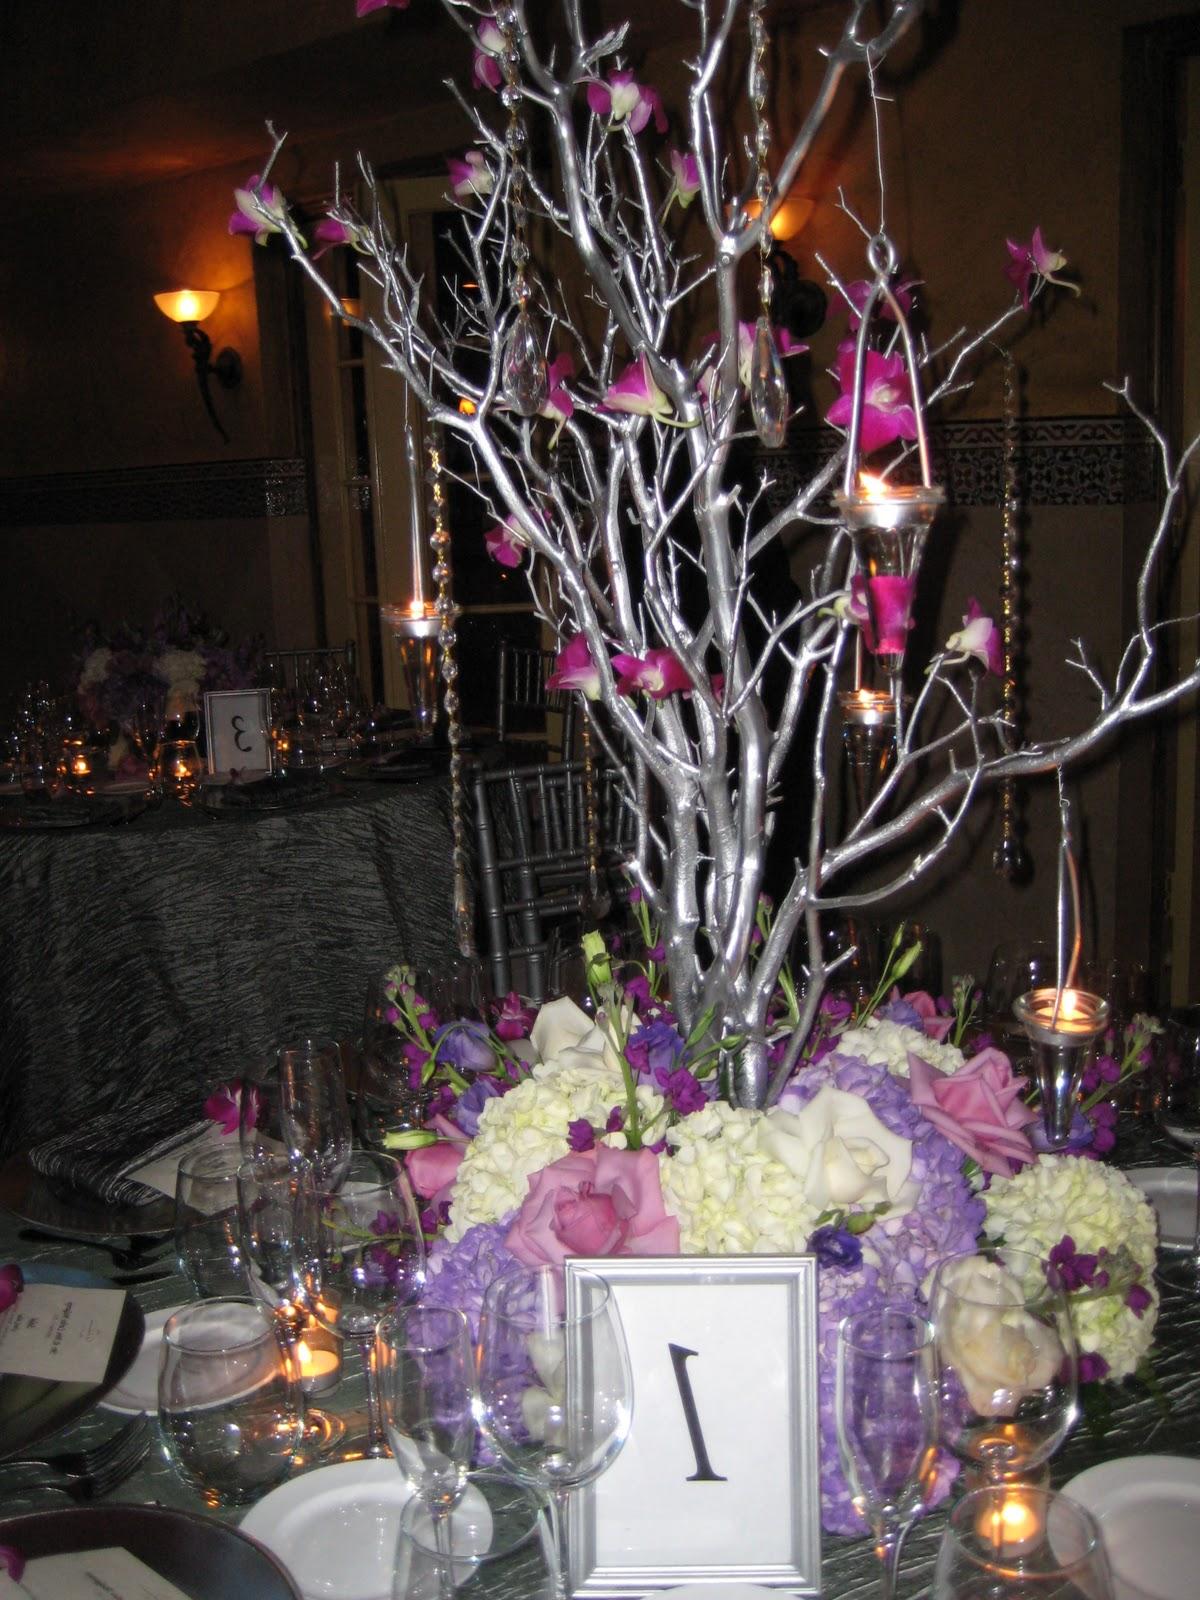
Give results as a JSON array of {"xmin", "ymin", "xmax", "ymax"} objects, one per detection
[
  {"xmin": 760, "ymin": 1086, "xmax": 916, "ymax": 1213},
  {"xmin": 935, "ymin": 1255, "xmax": 1064, "ymax": 1416}
]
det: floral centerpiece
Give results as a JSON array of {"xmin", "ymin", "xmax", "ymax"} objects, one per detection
[{"xmin": 370, "ymin": 926, "xmax": 1160, "ymax": 1537}]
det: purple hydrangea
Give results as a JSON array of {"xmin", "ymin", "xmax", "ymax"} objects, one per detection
[{"xmin": 422, "ymin": 1220, "xmax": 521, "ymax": 1341}]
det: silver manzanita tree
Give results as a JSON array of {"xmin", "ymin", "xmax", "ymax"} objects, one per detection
[{"xmin": 237, "ymin": 0, "xmax": 1200, "ymax": 1107}]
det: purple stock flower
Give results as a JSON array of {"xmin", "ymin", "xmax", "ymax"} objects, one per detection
[
  {"xmin": 434, "ymin": 1020, "xmax": 495, "ymax": 1074},
  {"xmin": 623, "ymin": 973, "xmax": 652, "ymax": 1010},
  {"xmin": 1088, "ymin": 1100, "xmax": 1118, "ymax": 1156},
  {"xmin": 654, "ymin": 1065, "xmax": 706, "ymax": 1115},
  {"xmin": 1048, "ymin": 1235, "xmax": 1102, "ymax": 1292},
  {"xmin": 626, "ymin": 1019, "xmax": 685, "ymax": 1077},
  {"xmin": 1126, "ymin": 1282, "xmax": 1153, "ymax": 1319},
  {"xmin": 567, "ymin": 1118, "xmax": 597, "ymax": 1153},
  {"xmin": 1079, "ymin": 1352, "xmax": 1111, "ymax": 1384},
  {"xmin": 371, "ymin": 1210, "xmax": 402, "ymax": 1237},
  {"xmin": 605, "ymin": 1106, "xmax": 626, "ymax": 1134},
  {"xmin": 809, "ymin": 1226, "xmax": 864, "ymax": 1273}
]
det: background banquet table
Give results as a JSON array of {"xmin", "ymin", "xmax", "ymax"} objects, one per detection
[
  {"xmin": 1, "ymin": 1130, "xmax": 1197, "ymax": 1598},
  {"xmin": 0, "ymin": 776, "xmax": 460, "ymax": 1158}
]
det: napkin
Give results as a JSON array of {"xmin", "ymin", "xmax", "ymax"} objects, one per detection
[{"xmin": 27, "ymin": 1089, "xmax": 212, "ymax": 1209}]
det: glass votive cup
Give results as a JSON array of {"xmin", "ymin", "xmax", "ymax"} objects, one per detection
[
  {"xmin": 934, "ymin": 1485, "xmax": 1115, "ymax": 1599},
  {"xmin": 174, "ymin": 1143, "xmax": 250, "ymax": 1298},
  {"xmin": 158, "ymin": 1298, "xmax": 305, "ymax": 1507},
  {"xmin": 157, "ymin": 737, "xmax": 203, "ymax": 799}
]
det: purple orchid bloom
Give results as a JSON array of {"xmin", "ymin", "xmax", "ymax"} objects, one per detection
[
  {"xmin": 494, "ymin": 990, "xmax": 536, "ymax": 1041},
  {"xmin": 655, "ymin": 1064, "xmax": 707, "ymax": 1115},
  {"xmin": 825, "ymin": 341, "xmax": 917, "ymax": 455},
  {"xmin": 484, "ymin": 513, "xmax": 527, "ymax": 569},
  {"xmin": 0, "ymin": 1546, "xmax": 24, "ymax": 1583},
  {"xmin": 546, "ymin": 634, "xmax": 602, "ymax": 700},
  {"xmin": 602, "ymin": 353, "xmax": 675, "ymax": 422},
  {"xmin": 809, "ymin": 1225, "xmax": 864, "ymax": 1272},
  {"xmin": 229, "ymin": 175, "xmax": 289, "ymax": 245},
  {"xmin": 472, "ymin": 19, "xmax": 504, "ymax": 91},
  {"xmin": 447, "ymin": 150, "xmax": 495, "ymax": 200},
  {"xmin": 540, "ymin": 352, "xmax": 575, "ymax": 444},
  {"xmin": 1004, "ymin": 227, "xmax": 1078, "ymax": 311},
  {"xmin": 844, "ymin": 275, "xmax": 918, "ymax": 332},
  {"xmin": 586, "ymin": 71, "xmax": 668, "ymax": 135},
  {"xmin": 611, "ymin": 648, "xmax": 691, "ymax": 699},
  {"xmin": 666, "ymin": 148, "xmax": 701, "ymax": 210},
  {"xmin": 944, "ymin": 599, "xmax": 1002, "ymax": 674},
  {"xmin": 357, "ymin": 0, "xmax": 410, "ymax": 13},
  {"xmin": 434, "ymin": 1020, "xmax": 495, "ymax": 1074},
  {"xmin": 627, "ymin": 1018, "xmax": 686, "ymax": 1078},
  {"xmin": 204, "ymin": 1081, "xmax": 258, "ymax": 1135},
  {"xmin": 0, "ymin": 1263, "xmax": 23, "ymax": 1314},
  {"xmin": 567, "ymin": 1118, "xmax": 597, "ymax": 1153}
]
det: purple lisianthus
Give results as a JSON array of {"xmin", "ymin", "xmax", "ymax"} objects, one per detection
[
  {"xmin": 809, "ymin": 1226, "xmax": 863, "ymax": 1273},
  {"xmin": 454, "ymin": 1076, "xmax": 503, "ymax": 1137},
  {"xmin": 434, "ymin": 1020, "xmax": 495, "ymax": 1074},
  {"xmin": 877, "ymin": 995, "xmax": 925, "ymax": 1033},
  {"xmin": 422, "ymin": 1220, "xmax": 521, "ymax": 1340},
  {"xmin": 626, "ymin": 1018, "xmax": 685, "ymax": 1077},
  {"xmin": 655, "ymin": 1065, "xmax": 707, "ymax": 1115},
  {"xmin": 568, "ymin": 1118, "xmax": 597, "ymax": 1153}
]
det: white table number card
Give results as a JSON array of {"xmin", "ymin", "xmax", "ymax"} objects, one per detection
[
  {"xmin": 565, "ymin": 1256, "xmax": 821, "ymax": 1599},
  {"xmin": 0, "ymin": 1283, "xmax": 123, "ymax": 1384},
  {"xmin": 203, "ymin": 688, "xmax": 273, "ymax": 777},
  {"xmin": 0, "ymin": 1548, "xmax": 194, "ymax": 1600}
]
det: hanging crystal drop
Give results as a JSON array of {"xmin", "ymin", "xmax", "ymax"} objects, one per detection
[
  {"xmin": 749, "ymin": 314, "xmax": 788, "ymax": 448},
  {"xmin": 502, "ymin": 308, "xmax": 548, "ymax": 416}
]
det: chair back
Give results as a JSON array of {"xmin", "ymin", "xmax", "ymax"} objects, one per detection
[
  {"xmin": 496, "ymin": 641, "xmax": 576, "ymax": 759},
  {"xmin": 472, "ymin": 759, "xmax": 633, "ymax": 1000}
]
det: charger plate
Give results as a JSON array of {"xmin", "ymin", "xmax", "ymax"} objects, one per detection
[
  {"xmin": 0, "ymin": 1504, "xmax": 301, "ymax": 1599},
  {"xmin": 0, "ymin": 1153, "xmax": 174, "ymax": 1238},
  {"xmin": 1064, "ymin": 1455, "xmax": 1200, "ymax": 1600}
]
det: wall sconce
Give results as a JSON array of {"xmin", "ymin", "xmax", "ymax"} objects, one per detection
[{"xmin": 154, "ymin": 289, "xmax": 243, "ymax": 442}]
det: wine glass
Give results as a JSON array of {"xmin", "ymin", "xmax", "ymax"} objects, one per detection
[
  {"xmin": 476, "ymin": 1264, "xmax": 632, "ymax": 1600},
  {"xmin": 930, "ymin": 1247, "xmax": 1077, "ymax": 1485},
  {"xmin": 982, "ymin": 940, "xmax": 1056, "ymax": 1047},
  {"xmin": 398, "ymin": 1470, "xmax": 552, "ymax": 1600},
  {"xmin": 835, "ymin": 1308, "xmax": 938, "ymax": 1600},
  {"xmin": 239, "ymin": 1040, "xmax": 352, "ymax": 1187},
  {"xmin": 934, "ymin": 1485, "xmax": 1116, "ymax": 1598},
  {"xmin": 297, "ymin": 1149, "xmax": 426, "ymax": 1457},
  {"xmin": 377, "ymin": 1305, "xmax": 476, "ymax": 1599},
  {"xmin": 1154, "ymin": 1006, "xmax": 1200, "ymax": 1292}
]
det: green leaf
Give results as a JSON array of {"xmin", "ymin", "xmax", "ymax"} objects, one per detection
[{"xmin": 686, "ymin": 1006, "xmax": 717, "ymax": 1048}]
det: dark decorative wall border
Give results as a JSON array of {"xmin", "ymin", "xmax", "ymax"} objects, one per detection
[
  {"xmin": 0, "ymin": 417, "xmax": 1156, "ymax": 530},
  {"xmin": 0, "ymin": 458, "xmax": 309, "ymax": 528}
]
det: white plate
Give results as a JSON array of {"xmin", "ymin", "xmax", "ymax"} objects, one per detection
[
  {"xmin": 240, "ymin": 1461, "xmax": 491, "ymax": 1600},
  {"xmin": 664, "ymin": 1588, "xmax": 783, "ymax": 1600},
  {"xmin": 1064, "ymin": 1455, "xmax": 1200, "ymax": 1600},
  {"xmin": 1125, "ymin": 1167, "xmax": 1197, "ymax": 1249},
  {"xmin": 100, "ymin": 1304, "xmax": 187, "ymax": 1414}
]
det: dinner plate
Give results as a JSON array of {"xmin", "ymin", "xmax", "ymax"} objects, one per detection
[
  {"xmin": 100, "ymin": 1303, "xmax": 187, "ymax": 1414},
  {"xmin": 0, "ymin": 1152, "xmax": 175, "ymax": 1237},
  {"xmin": 1124, "ymin": 1166, "xmax": 1196, "ymax": 1249},
  {"xmin": 0, "ymin": 1264, "xmax": 145, "ymax": 1459},
  {"xmin": 0, "ymin": 1504, "xmax": 301, "ymax": 1599},
  {"xmin": 1064, "ymin": 1455, "xmax": 1200, "ymax": 1600},
  {"xmin": 240, "ymin": 1461, "xmax": 492, "ymax": 1600}
]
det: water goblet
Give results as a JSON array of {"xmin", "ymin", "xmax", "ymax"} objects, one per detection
[
  {"xmin": 297, "ymin": 1149, "xmax": 426, "ymax": 1457},
  {"xmin": 835, "ymin": 1308, "xmax": 938, "ymax": 1600},
  {"xmin": 174, "ymin": 1143, "xmax": 249, "ymax": 1298},
  {"xmin": 933, "ymin": 1485, "xmax": 1115, "ymax": 1598},
  {"xmin": 1154, "ymin": 1005, "xmax": 1200, "ymax": 1292},
  {"xmin": 930, "ymin": 1247, "xmax": 1077, "ymax": 1486},
  {"xmin": 157, "ymin": 1297, "xmax": 305, "ymax": 1507},
  {"xmin": 239, "ymin": 1040, "xmax": 352, "ymax": 1186},
  {"xmin": 476, "ymin": 1264, "xmax": 632, "ymax": 1600}
]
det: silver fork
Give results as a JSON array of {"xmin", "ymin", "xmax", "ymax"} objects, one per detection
[
  {"xmin": 0, "ymin": 1414, "xmax": 149, "ymax": 1479},
  {"xmin": 0, "ymin": 1419, "xmax": 151, "ymax": 1502}
]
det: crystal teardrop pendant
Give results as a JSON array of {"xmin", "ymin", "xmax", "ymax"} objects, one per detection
[
  {"xmin": 749, "ymin": 314, "xmax": 788, "ymax": 448},
  {"xmin": 502, "ymin": 308, "xmax": 548, "ymax": 416}
]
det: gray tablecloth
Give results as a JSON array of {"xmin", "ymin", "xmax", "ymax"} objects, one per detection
[{"xmin": 0, "ymin": 779, "xmax": 460, "ymax": 1157}]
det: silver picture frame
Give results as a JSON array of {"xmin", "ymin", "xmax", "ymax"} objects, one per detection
[
  {"xmin": 564, "ymin": 1255, "xmax": 822, "ymax": 1598},
  {"xmin": 203, "ymin": 687, "xmax": 274, "ymax": 777}
]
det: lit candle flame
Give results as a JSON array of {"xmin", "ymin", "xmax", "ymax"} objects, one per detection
[{"xmin": 858, "ymin": 471, "xmax": 893, "ymax": 502}]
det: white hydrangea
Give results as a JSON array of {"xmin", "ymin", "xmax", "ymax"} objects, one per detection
[
  {"xmin": 156, "ymin": 648, "xmax": 206, "ymax": 690},
  {"xmin": 79, "ymin": 647, "xmax": 113, "ymax": 689},
  {"xmin": 836, "ymin": 1016, "xmax": 965, "ymax": 1079},
  {"xmin": 983, "ymin": 1155, "xmax": 1159, "ymax": 1381},
  {"xmin": 659, "ymin": 1102, "xmax": 821, "ymax": 1255},
  {"xmin": 444, "ymin": 1063, "xmax": 665, "ymax": 1241}
]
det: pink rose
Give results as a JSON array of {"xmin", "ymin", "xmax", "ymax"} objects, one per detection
[
  {"xmin": 907, "ymin": 1047, "xmax": 1038, "ymax": 1178},
  {"xmin": 904, "ymin": 990, "xmax": 954, "ymax": 1045},
  {"xmin": 406, "ymin": 1114, "xmax": 467, "ymax": 1203},
  {"xmin": 506, "ymin": 1146, "xmax": 680, "ymax": 1268}
]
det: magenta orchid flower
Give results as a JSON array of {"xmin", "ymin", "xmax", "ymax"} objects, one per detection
[
  {"xmin": 833, "ymin": 574, "xmax": 877, "ymax": 651},
  {"xmin": 540, "ymin": 352, "xmax": 575, "ymax": 444},
  {"xmin": 204, "ymin": 1081, "xmax": 259, "ymax": 1135},
  {"xmin": 357, "ymin": 0, "xmax": 410, "ymax": 13},
  {"xmin": 484, "ymin": 513, "xmax": 528, "ymax": 569},
  {"xmin": 665, "ymin": 148, "xmax": 701, "ymax": 211},
  {"xmin": 944, "ymin": 598, "xmax": 1002, "ymax": 674},
  {"xmin": 1004, "ymin": 227, "xmax": 1078, "ymax": 311},
  {"xmin": 473, "ymin": 19, "xmax": 504, "ymax": 91},
  {"xmin": 825, "ymin": 340, "xmax": 917, "ymax": 454},
  {"xmin": 546, "ymin": 634, "xmax": 602, "ymax": 700},
  {"xmin": 612, "ymin": 649, "xmax": 691, "ymax": 699},
  {"xmin": 494, "ymin": 991, "xmax": 537, "ymax": 1041},
  {"xmin": 0, "ymin": 1546, "xmax": 24, "ymax": 1583},
  {"xmin": 586, "ymin": 71, "xmax": 668, "ymax": 136},
  {"xmin": 312, "ymin": 216, "xmax": 369, "ymax": 258},
  {"xmin": 0, "ymin": 1263, "xmax": 23, "ymax": 1314},
  {"xmin": 602, "ymin": 353, "xmax": 675, "ymax": 423},
  {"xmin": 229, "ymin": 175, "xmax": 291, "ymax": 245},
  {"xmin": 844, "ymin": 275, "xmax": 918, "ymax": 332},
  {"xmin": 447, "ymin": 150, "xmax": 495, "ymax": 201},
  {"xmin": 864, "ymin": 576, "xmax": 916, "ymax": 657}
]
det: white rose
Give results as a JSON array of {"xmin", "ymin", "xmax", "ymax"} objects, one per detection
[
  {"xmin": 530, "ymin": 995, "xmax": 626, "ymax": 1080},
  {"xmin": 761, "ymin": 1086, "xmax": 916, "ymax": 1213},
  {"xmin": 935, "ymin": 1255, "xmax": 1064, "ymax": 1416}
]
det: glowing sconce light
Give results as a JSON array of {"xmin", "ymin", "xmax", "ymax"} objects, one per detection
[{"xmin": 154, "ymin": 289, "xmax": 243, "ymax": 442}]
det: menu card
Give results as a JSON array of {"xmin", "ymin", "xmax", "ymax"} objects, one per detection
[
  {"xmin": 0, "ymin": 1549, "xmax": 194, "ymax": 1600},
  {"xmin": 0, "ymin": 1283, "xmax": 123, "ymax": 1383}
]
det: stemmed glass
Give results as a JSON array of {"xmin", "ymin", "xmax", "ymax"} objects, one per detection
[
  {"xmin": 296, "ymin": 1149, "xmax": 426, "ymax": 1457},
  {"xmin": 476, "ymin": 1265, "xmax": 633, "ymax": 1600},
  {"xmin": 835, "ymin": 1308, "xmax": 938, "ymax": 1600},
  {"xmin": 981, "ymin": 940, "xmax": 1055, "ymax": 1047},
  {"xmin": 1154, "ymin": 1006, "xmax": 1200, "ymax": 1291},
  {"xmin": 934, "ymin": 1485, "xmax": 1116, "ymax": 1598},
  {"xmin": 239, "ymin": 1040, "xmax": 352, "ymax": 1187},
  {"xmin": 377, "ymin": 1305, "xmax": 476, "ymax": 1599},
  {"xmin": 930, "ymin": 1247, "xmax": 1077, "ymax": 1486}
]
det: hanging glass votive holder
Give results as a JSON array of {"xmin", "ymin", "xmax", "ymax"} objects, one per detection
[
  {"xmin": 834, "ymin": 481, "xmax": 945, "ymax": 677},
  {"xmin": 381, "ymin": 603, "xmax": 442, "ymax": 739},
  {"xmin": 838, "ymin": 688, "xmax": 898, "ymax": 815},
  {"xmin": 1013, "ymin": 986, "xmax": 1109, "ymax": 1148}
]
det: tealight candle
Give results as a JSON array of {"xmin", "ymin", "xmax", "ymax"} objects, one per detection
[
  {"xmin": 295, "ymin": 1323, "xmax": 341, "ymax": 1396},
  {"xmin": 975, "ymin": 1488, "xmax": 1045, "ymax": 1559},
  {"xmin": 71, "ymin": 752, "xmax": 92, "ymax": 777}
]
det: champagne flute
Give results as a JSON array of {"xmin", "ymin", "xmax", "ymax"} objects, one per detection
[
  {"xmin": 476, "ymin": 1265, "xmax": 632, "ymax": 1600},
  {"xmin": 1154, "ymin": 1006, "xmax": 1200, "ymax": 1292},
  {"xmin": 934, "ymin": 1485, "xmax": 1115, "ymax": 1598},
  {"xmin": 835, "ymin": 1308, "xmax": 938, "ymax": 1600},
  {"xmin": 930, "ymin": 1247, "xmax": 1077, "ymax": 1485}
]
